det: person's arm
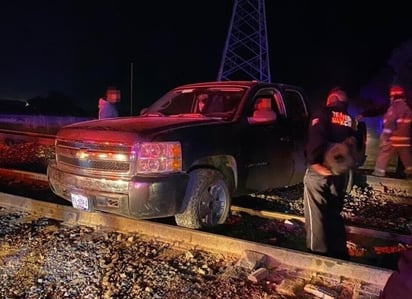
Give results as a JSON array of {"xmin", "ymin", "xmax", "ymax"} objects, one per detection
[
  {"xmin": 310, "ymin": 163, "xmax": 333, "ymax": 176},
  {"xmin": 381, "ymin": 106, "xmax": 397, "ymax": 140},
  {"xmin": 358, "ymin": 103, "xmax": 389, "ymax": 119},
  {"xmin": 306, "ymin": 110, "xmax": 333, "ymax": 176}
]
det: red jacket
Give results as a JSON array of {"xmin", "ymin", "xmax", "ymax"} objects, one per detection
[{"xmin": 382, "ymin": 98, "xmax": 412, "ymax": 147}]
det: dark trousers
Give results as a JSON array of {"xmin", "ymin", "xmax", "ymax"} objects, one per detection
[
  {"xmin": 396, "ymin": 159, "xmax": 405, "ymax": 178},
  {"xmin": 303, "ymin": 168, "xmax": 349, "ymax": 260}
]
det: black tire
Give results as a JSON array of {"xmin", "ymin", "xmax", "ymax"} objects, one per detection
[{"xmin": 175, "ymin": 168, "xmax": 231, "ymax": 229}]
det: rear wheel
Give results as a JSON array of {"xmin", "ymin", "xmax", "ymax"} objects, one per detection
[{"xmin": 175, "ymin": 169, "xmax": 231, "ymax": 229}]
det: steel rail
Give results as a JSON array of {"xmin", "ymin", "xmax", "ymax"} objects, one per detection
[
  {"xmin": 0, "ymin": 167, "xmax": 411, "ymax": 243},
  {"xmin": 0, "ymin": 128, "xmax": 56, "ymax": 139},
  {"xmin": 0, "ymin": 128, "xmax": 56, "ymax": 146},
  {"xmin": 0, "ymin": 191, "xmax": 393, "ymax": 289},
  {"xmin": 230, "ymin": 206, "xmax": 412, "ymax": 244}
]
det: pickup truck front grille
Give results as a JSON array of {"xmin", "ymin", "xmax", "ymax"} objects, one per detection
[
  {"xmin": 58, "ymin": 156, "xmax": 130, "ymax": 172},
  {"xmin": 55, "ymin": 139, "xmax": 133, "ymax": 174}
]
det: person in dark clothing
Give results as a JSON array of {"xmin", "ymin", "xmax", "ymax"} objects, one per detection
[{"xmin": 303, "ymin": 87, "xmax": 358, "ymax": 260}]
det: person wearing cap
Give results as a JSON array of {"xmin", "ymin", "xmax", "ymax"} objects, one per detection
[
  {"xmin": 303, "ymin": 87, "xmax": 358, "ymax": 260},
  {"xmin": 372, "ymin": 84, "xmax": 412, "ymax": 178}
]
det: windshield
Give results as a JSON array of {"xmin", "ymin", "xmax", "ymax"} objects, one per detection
[{"xmin": 144, "ymin": 86, "xmax": 246, "ymax": 120}]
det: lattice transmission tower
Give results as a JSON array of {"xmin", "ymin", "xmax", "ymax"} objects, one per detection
[{"xmin": 217, "ymin": 0, "xmax": 271, "ymax": 82}]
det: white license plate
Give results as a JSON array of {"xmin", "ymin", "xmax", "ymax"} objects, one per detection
[{"xmin": 71, "ymin": 193, "xmax": 89, "ymax": 211}]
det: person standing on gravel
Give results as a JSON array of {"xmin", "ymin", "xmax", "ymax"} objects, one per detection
[
  {"xmin": 372, "ymin": 84, "xmax": 412, "ymax": 179},
  {"xmin": 356, "ymin": 102, "xmax": 407, "ymax": 179},
  {"xmin": 303, "ymin": 87, "xmax": 358, "ymax": 260}
]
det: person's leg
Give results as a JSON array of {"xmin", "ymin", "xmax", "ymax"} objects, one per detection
[
  {"xmin": 373, "ymin": 141, "xmax": 395, "ymax": 176},
  {"xmin": 326, "ymin": 174, "xmax": 349, "ymax": 260},
  {"xmin": 397, "ymin": 147, "xmax": 412, "ymax": 177},
  {"xmin": 303, "ymin": 168, "xmax": 329, "ymax": 254},
  {"xmin": 395, "ymin": 158, "xmax": 405, "ymax": 178}
]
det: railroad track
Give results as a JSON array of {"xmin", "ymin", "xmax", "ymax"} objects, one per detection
[
  {"xmin": 1, "ymin": 166, "xmax": 411, "ymax": 263},
  {"xmin": 2, "ymin": 166, "xmax": 412, "ymax": 297},
  {"xmin": 0, "ymin": 128, "xmax": 56, "ymax": 145},
  {"xmin": 1, "ymin": 167, "xmax": 411, "ymax": 243},
  {"xmin": 0, "ymin": 191, "xmax": 393, "ymax": 297},
  {"xmin": 230, "ymin": 205, "xmax": 412, "ymax": 244}
]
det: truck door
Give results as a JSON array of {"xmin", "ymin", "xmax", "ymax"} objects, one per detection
[
  {"xmin": 281, "ymin": 87, "xmax": 309, "ymax": 186},
  {"xmin": 244, "ymin": 89, "xmax": 295, "ymax": 191}
]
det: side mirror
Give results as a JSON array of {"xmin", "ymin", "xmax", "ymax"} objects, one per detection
[{"xmin": 140, "ymin": 107, "xmax": 148, "ymax": 115}]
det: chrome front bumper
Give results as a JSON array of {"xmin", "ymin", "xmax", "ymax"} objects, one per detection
[{"xmin": 47, "ymin": 161, "xmax": 189, "ymax": 219}]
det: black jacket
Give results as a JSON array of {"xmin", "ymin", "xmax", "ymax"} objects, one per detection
[{"xmin": 305, "ymin": 106, "xmax": 356, "ymax": 165}]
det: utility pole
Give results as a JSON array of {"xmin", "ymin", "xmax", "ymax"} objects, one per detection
[
  {"xmin": 130, "ymin": 62, "xmax": 134, "ymax": 115},
  {"xmin": 217, "ymin": 0, "xmax": 271, "ymax": 82}
]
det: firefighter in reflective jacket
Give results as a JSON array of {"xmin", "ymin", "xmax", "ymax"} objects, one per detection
[
  {"xmin": 303, "ymin": 87, "xmax": 358, "ymax": 260},
  {"xmin": 372, "ymin": 85, "xmax": 412, "ymax": 178}
]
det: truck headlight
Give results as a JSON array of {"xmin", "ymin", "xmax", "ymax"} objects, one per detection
[{"xmin": 136, "ymin": 142, "xmax": 182, "ymax": 173}]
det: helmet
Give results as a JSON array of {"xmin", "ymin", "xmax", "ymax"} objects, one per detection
[
  {"xmin": 326, "ymin": 87, "xmax": 347, "ymax": 107},
  {"xmin": 389, "ymin": 85, "xmax": 405, "ymax": 98}
]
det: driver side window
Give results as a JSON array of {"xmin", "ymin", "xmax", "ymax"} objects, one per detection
[{"xmin": 248, "ymin": 91, "xmax": 280, "ymax": 124}]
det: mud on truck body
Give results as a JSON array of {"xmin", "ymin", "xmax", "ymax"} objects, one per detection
[{"xmin": 47, "ymin": 81, "xmax": 366, "ymax": 229}]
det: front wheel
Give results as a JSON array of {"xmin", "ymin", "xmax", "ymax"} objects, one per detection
[{"xmin": 175, "ymin": 169, "xmax": 231, "ymax": 229}]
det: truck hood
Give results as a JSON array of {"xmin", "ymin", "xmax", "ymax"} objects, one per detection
[{"xmin": 56, "ymin": 116, "xmax": 223, "ymax": 143}]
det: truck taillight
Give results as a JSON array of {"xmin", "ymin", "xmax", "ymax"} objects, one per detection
[{"xmin": 136, "ymin": 142, "xmax": 182, "ymax": 173}]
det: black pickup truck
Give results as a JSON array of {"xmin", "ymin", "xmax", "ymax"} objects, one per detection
[{"xmin": 48, "ymin": 81, "xmax": 366, "ymax": 229}]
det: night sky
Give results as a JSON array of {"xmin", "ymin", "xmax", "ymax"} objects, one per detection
[{"xmin": 2, "ymin": 0, "xmax": 412, "ymax": 115}]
